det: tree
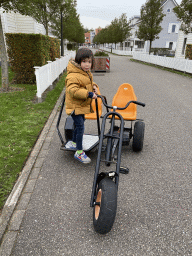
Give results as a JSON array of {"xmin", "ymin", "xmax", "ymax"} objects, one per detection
[
  {"xmin": 136, "ymin": 0, "xmax": 165, "ymax": 54},
  {"xmin": 50, "ymin": 0, "xmax": 84, "ymax": 44},
  {"xmin": 17, "ymin": 0, "xmax": 66, "ymax": 36},
  {"xmin": 118, "ymin": 14, "xmax": 131, "ymax": 44},
  {"xmin": 0, "ymin": 0, "xmax": 76, "ymax": 88},
  {"xmin": 0, "ymin": 0, "xmax": 32, "ymax": 89},
  {"xmin": 173, "ymin": 0, "xmax": 192, "ymax": 34},
  {"xmin": 84, "ymin": 28, "xmax": 89, "ymax": 33},
  {"xmin": 0, "ymin": 14, "xmax": 8, "ymax": 89},
  {"xmin": 49, "ymin": 0, "xmax": 77, "ymax": 55},
  {"xmin": 3, "ymin": 0, "xmax": 72, "ymax": 36},
  {"xmin": 110, "ymin": 18, "xmax": 121, "ymax": 47},
  {"xmin": 93, "ymin": 13, "xmax": 131, "ymax": 51}
]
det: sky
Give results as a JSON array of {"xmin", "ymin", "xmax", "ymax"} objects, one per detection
[{"xmin": 76, "ymin": 0, "xmax": 182, "ymax": 30}]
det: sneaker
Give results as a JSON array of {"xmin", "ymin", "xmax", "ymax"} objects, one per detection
[
  {"xmin": 74, "ymin": 151, "xmax": 91, "ymax": 164},
  {"xmin": 65, "ymin": 141, "xmax": 77, "ymax": 149}
]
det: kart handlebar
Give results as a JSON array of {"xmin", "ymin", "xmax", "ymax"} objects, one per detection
[{"xmin": 97, "ymin": 95, "xmax": 145, "ymax": 110}]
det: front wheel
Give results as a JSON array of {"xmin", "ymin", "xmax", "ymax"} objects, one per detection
[
  {"xmin": 93, "ymin": 177, "xmax": 117, "ymax": 234},
  {"xmin": 132, "ymin": 121, "xmax": 145, "ymax": 152}
]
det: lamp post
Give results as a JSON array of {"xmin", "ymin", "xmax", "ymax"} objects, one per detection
[{"xmin": 61, "ymin": 10, "xmax": 64, "ymax": 56}]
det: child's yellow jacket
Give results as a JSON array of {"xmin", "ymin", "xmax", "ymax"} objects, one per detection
[{"xmin": 65, "ymin": 59, "xmax": 98, "ymax": 115}]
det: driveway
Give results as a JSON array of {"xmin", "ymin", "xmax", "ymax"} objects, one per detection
[{"xmin": 9, "ymin": 53, "xmax": 192, "ymax": 255}]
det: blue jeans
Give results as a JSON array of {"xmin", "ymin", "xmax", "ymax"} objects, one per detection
[{"xmin": 71, "ymin": 113, "xmax": 85, "ymax": 150}]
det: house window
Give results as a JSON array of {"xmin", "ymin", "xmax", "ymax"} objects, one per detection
[
  {"xmin": 169, "ymin": 42, "xmax": 173, "ymax": 50},
  {"xmin": 168, "ymin": 23, "xmax": 179, "ymax": 33},
  {"xmin": 182, "ymin": 38, "xmax": 187, "ymax": 55},
  {"xmin": 172, "ymin": 25, "xmax": 176, "ymax": 32}
]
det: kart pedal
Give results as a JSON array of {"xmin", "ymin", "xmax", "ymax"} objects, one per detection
[{"xmin": 119, "ymin": 167, "xmax": 129, "ymax": 174}]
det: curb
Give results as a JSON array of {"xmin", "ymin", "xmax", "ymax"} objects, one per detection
[{"xmin": 0, "ymin": 87, "xmax": 65, "ymax": 255}]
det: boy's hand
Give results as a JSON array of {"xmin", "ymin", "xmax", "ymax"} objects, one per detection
[{"xmin": 93, "ymin": 85, "xmax": 98, "ymax": 94}]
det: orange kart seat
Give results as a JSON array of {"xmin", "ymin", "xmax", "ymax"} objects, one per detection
[
  {"xmin": 111, "ymin": 83, "xmax": 137, "ymax": 120},
  {"xmin": 85, "ymin": 87, "xmax": 102, "ymax": 120}
]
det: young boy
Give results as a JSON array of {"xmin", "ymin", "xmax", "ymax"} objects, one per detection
[{"xmin": 65, "ymin": 48, "xmax": 98, "ymax": 164}]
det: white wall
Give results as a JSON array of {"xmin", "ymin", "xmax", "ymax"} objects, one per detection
[
  {"xmin": 175, "ymin": 30, "xmax": 192, "ymax": 58},
  {"xmin": 0, "ymin": 8, "xmax": 55, "ymax": 36}
]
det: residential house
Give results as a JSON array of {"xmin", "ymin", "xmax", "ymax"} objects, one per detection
[
  {"xmin": 84, "ymin": 29, "xmax": 99, "ymax": 46},
  {"xmin": 123, "ymin": 15, "xmax": 142, "ymax": 50},
  {"xmin": 95, "ymin": 27, "xmax": 102, "ymax": 35},
  {"xmin": 123, "ymin": 0, "xmax": 181, "ymax": 52},
  {"xmin": 84, "ymin": 32, "xmax": 91, "ymax": 46},
  {"xmin": 90, "ymin": 30, "xmax": 95, "ymax": 45}
]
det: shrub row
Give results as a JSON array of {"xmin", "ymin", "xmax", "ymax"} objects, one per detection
[
  {"xmin": 185, "ymin": 44, "xmax": 192, "ymax": 60},
  {"xmin": 5, "ymin": 33, "xmax": 60, "ymax": 84}
]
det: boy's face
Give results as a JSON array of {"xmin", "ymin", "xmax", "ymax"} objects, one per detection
[{"xmin": 81, "ymin": 57, "xmax": 92, "ymax": 71}]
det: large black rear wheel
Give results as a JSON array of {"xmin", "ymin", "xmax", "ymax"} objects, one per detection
[
  {"xmin": 132, "ymin": 121, "xmax": 145, "ymax": 152},
  {"xmin": 93, "ymin": 177, "xmax": 117, "ymax": 234}
]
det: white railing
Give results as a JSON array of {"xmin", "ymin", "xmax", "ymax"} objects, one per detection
[
  {"xmin": 99, "ymin": 46, "xmax": 192, "ymax": 74},
  {"xmin": 132, "ymin": 52, "xmax": 192, "ymax": 74},
  {"xmin": 100, "ymin": 46, "xmax": 134, "ymax": 56},
  {"xmin": 100, "ymin": 46, "xmax": 147, "ymax": 56},
  {"xmin": 34, "ymin": 50, "xmax": 76, "ymax": 100}
]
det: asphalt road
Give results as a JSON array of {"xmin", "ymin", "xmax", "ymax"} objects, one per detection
[{"xmin": 11, "ymin": 53, "xmax": 192, "ymax": 255}]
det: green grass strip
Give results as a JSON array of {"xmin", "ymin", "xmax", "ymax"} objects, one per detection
[{"xmin": 0, "ymin": 67, "xmax": 66, "ymax": 209}]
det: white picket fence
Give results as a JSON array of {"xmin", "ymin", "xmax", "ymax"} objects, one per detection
[
  {"xmin": 132, "ymin": 52, "xmax": 192, "ymax": 74},
  {"xmin": 100, "ymin": 46, "xmax": 192, "ymax": 74},
  {"xmin": 34, "ymin": 50, "xmax": 76, "ymax": 100},
  {"xmin": 100, "ymin": 46, "xmax": 134, "ymax": 56},
  {"xmin": 100, "ymin": 46, "xmax": 147, "ymax": 56}
]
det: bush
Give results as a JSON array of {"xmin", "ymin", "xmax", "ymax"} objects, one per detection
[
  {"xmin": 67, "ymin": 43, "xmax": 73, "ymax": 50},
  {"xmin": 67, "ymin": 43, "xmax": 77, "ymax": 51},
  {"xmin": 185, "ymin": 44, "xmax": 192, "ymax": 60},
  {"xmin": 151, "ymin": 48, "xmax": 175, "ymax": 57},
  {"xmin": 50, "ymin": 37, "xmax": 60, "ymax": 61},
  {"xmin": 5, "ymin": 33, "xmax": 60, "ymax": 84},
  {"xmin": 94, "ymin": 50, "xmax": 109, "ymax": 57}
]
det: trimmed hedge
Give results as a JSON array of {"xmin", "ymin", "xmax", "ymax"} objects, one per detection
[
  {"xmin": 50, "ymin": 37, "xmax": 60, "ymax": 61},
  {"xmin": 5, "ymin": 33, "xmax": 60, "ymax": 84},
  {"xmin": 151, "ymin": 48, "xmax": 175, "ymax": 56},
  {"xmin": 185, "ymin": 44, "xmax": 192, "ymax": 60},
  {"xmin": 94, "ymin": 50, "xmax": 109, "ymax": 56},
  {"xmin": 67, "ymin": 43, "xmax": 73, "ymax": 50}
]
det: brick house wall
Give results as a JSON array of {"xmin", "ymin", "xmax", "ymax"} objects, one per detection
[{"xmin": 84, "ymin": 32, "xmax": 90, "ymax": 45}]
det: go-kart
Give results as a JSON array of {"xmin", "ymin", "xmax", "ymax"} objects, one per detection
[{"xmin": 56, "ymin": 83, "xmax": 145, "ymax": 234}]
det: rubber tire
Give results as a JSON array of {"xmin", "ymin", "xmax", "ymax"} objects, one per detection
[
  {"xmin": 93, "ymin": 177, "xmax": 117, "ymax": 234},
  {"xmin": 132, "ymin": 121, "xmax": 145, "ymax": 152},
  {"xmin": 65, "ymin": 128, "xmax": 74, "ymax": 142},
  {"xmin": 64, "ymin": 117, "xmax": 75, "ymax": 142},
  {"xmin": 105, "ymin": 138, "xmax": 112, "ymax": 166}
]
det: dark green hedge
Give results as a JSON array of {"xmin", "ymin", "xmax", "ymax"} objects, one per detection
[
  {"xmin": 185, "ymin": 44, "xmax": 192, "ymax": 60},
  {"xmin": 5, "ymin": 33, "xmax": 60, "ymax": 84}
]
